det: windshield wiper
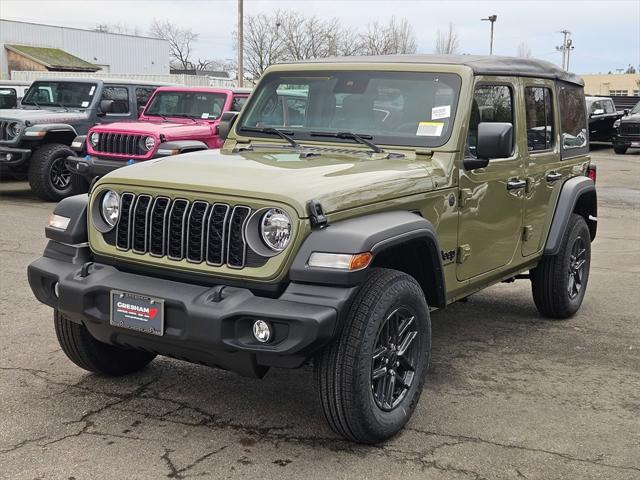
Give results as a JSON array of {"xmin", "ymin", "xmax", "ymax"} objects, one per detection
[
  {"xmin": 310, "ymin": 131, "xmax": 385, "ymax": 153},
  {"xmin": 56, "ymin": 102, "xmax": 68, "ymax": 112},
  {"xmin": 172, "ymin": 113, "xmax": 197, "ymax": 123},
  {"xmin": 241, "ymin": 126, "xmax": 300, "ymax": 148}
]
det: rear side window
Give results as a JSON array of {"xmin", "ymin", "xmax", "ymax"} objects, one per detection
[
  {"xmin": 101, "ymin": 86, "xmax": 130, "ymax": 114},
  {"xmin": 467, "ymin": 85, "xmax": 513, "ymax": 157},
  {"xmin": 558, "ymin": 83, "xmax": 587, "ymax": 157},
  {"xmin": 525, "ymin": 87, "xmax": 554, "ymax": 152},
  {"xmin": 135, "ymin": 87, "xmax": 156, "ymax": 110},
  {"xmin": 604, "ymin": 100, "xmax": 615, "ymax": 114}
]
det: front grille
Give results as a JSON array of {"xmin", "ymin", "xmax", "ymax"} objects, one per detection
[
  {"xmin": 620, "ymin": 123, "xmax": 640, "ymax": 135},
  {"xmin": 114, "ymin": 193, "xmax": 254, "ymax": 269},
  {"xmin": 95, "ymin": 132, "xmax": 146, "ymax": 156}
]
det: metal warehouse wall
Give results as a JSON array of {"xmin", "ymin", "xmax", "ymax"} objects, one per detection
[{"xmin": 0, "ymin": 19, "xmax": 170, "ymax": 78}]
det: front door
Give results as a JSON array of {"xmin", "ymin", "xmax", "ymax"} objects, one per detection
[{"xmin": 457, "ymin": 80, "xmax": 525, "ymax": 281}]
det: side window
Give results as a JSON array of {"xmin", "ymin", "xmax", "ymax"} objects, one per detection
[
  {"xmin": 604, "ymin": 100, "xmax": 615, "ymax": 114},
  {"xmin": 0, "ymin": 88, "xmax": 17, "ymax": 108},
  {"xmin": 101, "ymin": 86, "xmax": 130, "ymax": 114},
  {"xmin": 467, "ymin": 85, "xmax": 513, "ymax": 157},
  {"xmin": 525, "ymin": 87, "xmax": 554, "ymax": 152},
  {"xmin": 589, "ymin": 100, "xmax": 601, "ymax": 114},
  {"xmin": 558, "ymin": 83, "xmax": 588, "ymax": 156},
  {"xmin": 135, "ymin": 87, "xmax": 155, "ymax": 110},
  {"xmin": 230, "ymin": 95, "xmax": 247, "ymax": 112}
]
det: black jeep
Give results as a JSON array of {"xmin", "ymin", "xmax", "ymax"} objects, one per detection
[{"xmin": 0, "ymin": 78, "xmax": 162, "ymax": 201}]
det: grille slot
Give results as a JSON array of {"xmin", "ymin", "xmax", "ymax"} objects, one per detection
[
  {"xmin": 0, "ymin": 121, "xmax": 8, "ymax": 141},
  {"xmin": 112, "ymin": 194, "xmax": 255, "ymax": 269}
]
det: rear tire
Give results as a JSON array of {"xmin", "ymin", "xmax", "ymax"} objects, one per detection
[
  {"xmin": 28, "ymin": 143, "xmax": 75, "ymax": 201},
  {"xmin": 54, "ymin": 310, "xmax": 156, "ymax": 376},
  {"xmin": 531, "ymin": 214, "xmax": 591, "ymax": 319},
  {"xmin": 315, "ymin": 268, "xmax": 431, "ymax": 444},
  {"xmin": 613, "ymin": 145, "xmax": 628, "ymax": 155}
]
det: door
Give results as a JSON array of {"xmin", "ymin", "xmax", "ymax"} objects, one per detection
[
  {"xmin": 521, "ymin": 80, "xmax": 561, "ymax": 257},
  {"xmin": 588, "ymin": 100, "xmax": 606, "ymax": 141},
  {"xmin": 601, "ymin": 99, "xmax": 619, "ymax": 140},
  {"xmin": 457, "ymin": 80, "xmax": 525, "ymax": 281}
]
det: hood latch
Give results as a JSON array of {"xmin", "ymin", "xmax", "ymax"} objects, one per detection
[{"xmin": 307, "ymin": 199, "xmax": 328, "ymax": 230}]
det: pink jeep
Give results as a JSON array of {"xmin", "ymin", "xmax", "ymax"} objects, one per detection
[{"xmin": 66, "ymin": 87, "xmax": 251, "ymax": 181}]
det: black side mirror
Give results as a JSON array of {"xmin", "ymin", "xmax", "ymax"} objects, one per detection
[
  {"xmin": 464, "ymin": 122, "xmax": 513, "ymax": 170},
  {"xmin": 97, "ymin": 99, "xmax": 114, "ymax": 116},
  {"xmin": 218, "ymin": 111, "xmax": 239, "ymax": 141}
]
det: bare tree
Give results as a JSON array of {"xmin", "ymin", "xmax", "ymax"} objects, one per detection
[
  {"xmin": 150, "ymin": 19, "xmax": 199, "ymax": 70},
  {"xmin": 242, "ymin": 12, "xmax": 286, "ymax": 79},
  {"xmin": 360, "ymin": 17, "xmax": 417, "ymax": 55},
  {"xmin": 517, "ymin": 42, "xmax": 532, "ymax": 58},
  {"xmin": 434, "ymin": 23, "xmax": 460, "ymax": 55}
]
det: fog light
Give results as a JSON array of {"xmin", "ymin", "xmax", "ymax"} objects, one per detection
[
  {"xmin": 6, "ymin": 153, "xmax": 13, "ymax": 161},
  {"xmin": 53, "ymin": 282, "xmax": 59, "ymax": 298},
  {"xmin": 252, "ymin": 320, "xmax": 272, "ymax": 343}
]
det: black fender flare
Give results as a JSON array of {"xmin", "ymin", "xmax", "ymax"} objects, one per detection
[
  {"xmin": 290, "ymin": 211, "xmax": 446, "ymax": 307},
  {"xmin": 156, "ymin": 140, "xmax": 209, "ymax": 156},
  {"xmin": 544, "ymin": 176, "xmax": 597, "ymax": 256},
  {"xmin": 45, "ymin": 194, "xmax": 88, "ymax": 245},
  {"xmin": 25, "ymin": 123, "xmax": 78, "ymax": 139}
]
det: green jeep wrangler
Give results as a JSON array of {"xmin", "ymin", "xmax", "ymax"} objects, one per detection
[{"xmin": 28, "ymin": 55, "xmax": 597, "ymax": 444}]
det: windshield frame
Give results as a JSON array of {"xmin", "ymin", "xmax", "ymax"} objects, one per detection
[
  {"xmin": 236, "ymin": 69, "xmax": 462, "ymax": 149},
  {"xmin": 143, "ymin": 90, "xmax": 229, "ymax": 120},
  {"xmin": 21, "ymin": 81, "xmax": 98, "ymax": 109}
]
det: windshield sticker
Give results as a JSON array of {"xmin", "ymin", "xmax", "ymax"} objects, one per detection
[
  {"xmin": 431, "ymin": 105, "xmax": 451, "ymax": 120},
  {"xmin": 89, "ymin": 86, "xmax": 95, "ymax": 96},
  {"xmin": 81, "ymin": 101, "xmax": 90, "ymax": 107},
  {"xmin": 201, "ymin": 113, "xmax": 210, "ymax": 119},
  {"xmin": 417, "ymin": 122, "xmax": 444, "ymax": 137}
]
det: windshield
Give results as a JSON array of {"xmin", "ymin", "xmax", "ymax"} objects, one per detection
[
  {"xmin": 145, "ymin": 91, "xmax": 228, "ymax": 119},
  {"xmin": 238, "ymin": 70, "xmax": 461, "ymax": 148},
  {"xmin": 21, "ymin": 81, "xmax": 97, "ymax": 108},
  {"xmin": 631, "ymin": 101, "xmax": 640, "ymax": 115}
]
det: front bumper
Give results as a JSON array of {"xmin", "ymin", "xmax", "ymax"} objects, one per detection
[
  {"xmin": 65, "ymin": 155, "xmax": 134, "ymax": 180},
  {"xmin": 613, "ymin": 134, "xmax": 640, "ymax": 148},
  {"xmin": 0, "ymin": 145, "xmax": 31, "ymax": 168},
  {"xmin": 28, "ymin": 242, "xmax": 356, "ymax": 376}
]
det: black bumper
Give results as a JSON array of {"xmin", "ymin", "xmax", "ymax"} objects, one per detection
[
  {"xmin": 613, "ymin": 134, "xmax": 640, "ymax": 148},
  {"xmin": 0, "ymin": 145, "xmax": 31, "ymax": 168},
  {"xmin": 65, "ymin": 155, "xmax": 131, "ymax": 180},
  {"xmin": 28, "ymin": 242, "xmax": 356, "ymax": 376}
]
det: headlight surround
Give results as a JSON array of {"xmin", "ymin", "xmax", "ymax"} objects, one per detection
[
  {"xmin": 100, "ymin": 190, "xmax": 120, "ymax": 228},
  {"xmin": 89, "ymin": 131, "xmax": 100, "ymax": 147},
  {"xmin": 5, "ymin": 121, "xmax": 22, "ymax": 139},
  {"xmin": 260, "ymin": 208, "xmax": 292, "ymax": 252},
  {"xmin": 142, "ymin": 136, "xmax": 156, "ymax": 151}
]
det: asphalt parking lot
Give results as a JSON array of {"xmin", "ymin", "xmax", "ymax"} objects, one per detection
[{"xmin": 1, "ymin": 146, "xmax": 638, "ymax": 480}]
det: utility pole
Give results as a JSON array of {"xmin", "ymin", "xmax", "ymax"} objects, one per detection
[
  {"xmin": 481, "ymin": 15, "xmax": 497, "ymax": 55},
  {"xmin": 555, "ymin": 30, "xmax": 574, "ymax": 70},
  {"xmin": 237, "ymin": 0, "xmax": 244, "ymax": 87}
]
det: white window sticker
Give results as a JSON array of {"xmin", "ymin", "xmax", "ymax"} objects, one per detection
[
  {"xmin": 81, "ymin": 101, "xmax": 89, "ymax": 107},
  {"xmin": 201, "ymin": 113, "xmax": 210, "ymax": 119},
  {"xmin": 416, "ymin": 122, "xmax": 444, "ymax": 136},
  {"xmin": 89, "ymin": 86, "xmax": 95, "ymax": 96},
  {"xmin": 431, "ymin": 105, "xmax": 451, "ymax": 120}
]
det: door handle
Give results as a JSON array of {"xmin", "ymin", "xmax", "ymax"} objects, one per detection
[
  {"xmin": 507, "ymin": 179, "xmax": 527, "ymax": 190},
  {"xmin": 546, "ymin": 172, "xmax": 563, "ymax": 182}
]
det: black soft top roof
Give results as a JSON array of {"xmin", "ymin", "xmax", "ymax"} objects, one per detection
[{"xmin": 288, "ymin": 54, "xmax": 584, "ymax": 86}]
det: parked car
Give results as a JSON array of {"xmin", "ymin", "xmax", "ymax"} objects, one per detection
[
  {"xmin": 0, "ymin": 80, "xmax": 31, "ymax": 108},
  {"xmin": 65, "ymin": 87, "xmax": 251, "ymax": 183},
  {"xmin": 28, "ymin": 55, "xmax": 597, "ymax": 444},
  {"xmin": 0, "ymin": 78, "xmax": 163, "ymax": 200},
  {"xmin": 613, "ymin": 100, "xmax": 640, "ymax": 154},
  {"xmin": 585, "ymin": 96, "xmax": 624, "ymax": 143}
]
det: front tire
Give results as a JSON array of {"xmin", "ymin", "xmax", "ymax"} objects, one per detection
[
  {"xmin": 531, "ymin": 214, "xmax": 591, "ymax": 319},
  {"xmin": 54, "ymin": 310, "xmax": 156, "ymax": 376},
  {"xmin": 315, "ymin": 268, "xmax": 431, "ymax": 444},
  {"xmin": 28, "ymin": 143, "xmax": 75, "ymax": 201},
  {"xmin": 613, "ymin": 145, "xmax": 628, "ymax": 155}
]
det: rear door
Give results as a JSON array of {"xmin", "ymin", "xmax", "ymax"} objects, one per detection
[{"xmin": 457, "ymin": 79, "xmax": 525, "ymax": 280}]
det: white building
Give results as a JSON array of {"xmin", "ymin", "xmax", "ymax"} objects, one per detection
[{"xmin": 0, "ymin": 19, "xmax": 170, "ymax": 79}]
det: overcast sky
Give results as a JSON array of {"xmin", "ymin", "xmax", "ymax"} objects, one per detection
[{"xmin": 2, "ymin": 0, "xmax": 639, "ymax": 74}]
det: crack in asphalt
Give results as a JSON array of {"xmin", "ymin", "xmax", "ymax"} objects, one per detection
[{"xmin": 162, "ymin": 445, "xmax": 228, "ymax": 479}]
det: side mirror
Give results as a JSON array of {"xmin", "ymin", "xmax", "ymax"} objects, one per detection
[
  {"xmin": 218, "ymin": 111, "xmax": 239, "ymax": 141},
  {"xmin": 465, "ymin": 122, "xmax": 513, "ymax": 170},
  {"xmin": 97, "ymin": 99, "xmax": 114, "ymax": 116}
]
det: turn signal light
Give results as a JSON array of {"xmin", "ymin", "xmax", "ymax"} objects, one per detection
[
  {"xmin": 587, "ymin": 164, "xmax": 596, "ymax": 183},
  {"xmin": 308, "ymin": 252, "xmax": 373, "ymax": 271}
]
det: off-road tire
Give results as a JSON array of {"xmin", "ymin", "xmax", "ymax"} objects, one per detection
[
  {"xmin": 54, "ymin": 310, "xmax": 156, "ymax": 376},
  {"xmin": 613, "ymin": 145, "xmax": 628, "ymax": 155},
  {"xmin": 531, "ymin": 213, "xmax": 591, "ymax": 319},
  {"xmin": 315, "ymin": 268, "xmax": 431, "ymax": 444},
  {"xmin": 28, "ymin": 143, "xmax": 75, "ymax": 201}
]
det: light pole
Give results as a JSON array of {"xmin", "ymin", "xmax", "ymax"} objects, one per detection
[
  {"xmin": 555, "ymin": 30, "xmax": 573, "ymax": 70},
  {"xmin": 481, "ymin": 15, "xmax": 497, "ymax": 55},
  {"xmin": 237, "ymin": 0, "xmax": 244, "ymax": 87}
]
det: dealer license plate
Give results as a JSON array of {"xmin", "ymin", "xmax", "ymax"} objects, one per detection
[{"xmin": 110, "ymin": 290, "xmax": 164, "ymax": 336}]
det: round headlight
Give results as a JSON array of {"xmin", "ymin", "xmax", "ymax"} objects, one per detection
[
  {"xmin": 89, "ymin": 132, "xmax": 100, "ymax": 146},
  {"xmin": 260, "ymin": 208, "xmax": 292, "ymax": 252},
  {"xmin": 143, "ymin": 136, "xmax": 155, "ymax": 151},
  {"xmin": 101, "ymin": 190, "xmax": 120, "ymax": 228},
  {"xmin": 6, "ymin": 122, "xmax": 21, "ymax": 139}
]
